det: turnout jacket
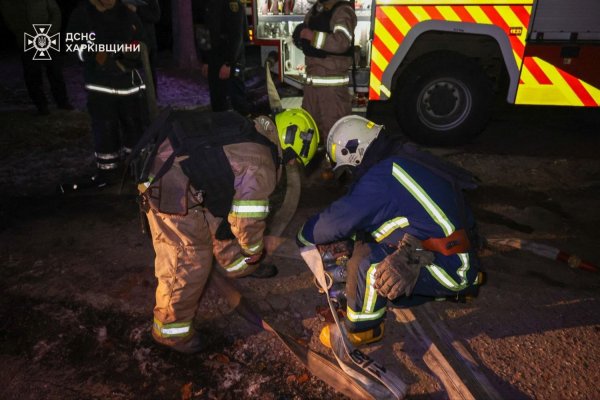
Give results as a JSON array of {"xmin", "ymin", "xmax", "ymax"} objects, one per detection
[
  {"xmin": 303, "ymin": 0, "xmax": 356, "ymax": 76},
  {"xmin": 143, "ymin": 111, "xmax": 279, "ymax": 259},
  {"xmin": 67, "ymin": 0, "xmax": 146, "ymax": 90},
  {"xmin": 298, "ymin": 152, "xmax": 479, "ymax": 293}
]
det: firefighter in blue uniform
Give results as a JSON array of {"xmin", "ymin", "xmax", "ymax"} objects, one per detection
[{"xmin": 297, "ymin": 115, "xmax": 482, "ymax": 347}]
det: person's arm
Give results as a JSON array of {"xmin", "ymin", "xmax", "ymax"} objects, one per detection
[
  {"xmin": 301, "ymin": 3, "xmax": 356, "ymax": 54},
  {"xmin": 298, "ymin": 163, "xmax": 389, "ymax": 246}
]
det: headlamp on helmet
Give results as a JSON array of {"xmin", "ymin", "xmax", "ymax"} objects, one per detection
[{"xmin": 275, "ymin": 108, "xmax": 320, "ymax": 166}]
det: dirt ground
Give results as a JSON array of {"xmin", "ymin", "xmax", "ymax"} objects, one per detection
[{"xmin": 1, "ymin": 52, "xmax": 599, "ymax": 400}]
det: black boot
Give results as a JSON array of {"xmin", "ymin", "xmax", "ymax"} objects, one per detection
[
  {"xmin": 58, "ymin": 169, "xmax": 120, "ymax": 193},
  {"xmin": 248, "ymin": 263, "xmax": 278, "ymax": 278}
]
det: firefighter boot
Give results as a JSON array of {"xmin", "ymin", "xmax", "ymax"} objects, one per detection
[
  {"xmin": 319, "ymin": 322, "xmax": 385, "ymax": 349},
  {"xmin": 249, "ymin": 263, "xmax": 278, "ymax": 278}
]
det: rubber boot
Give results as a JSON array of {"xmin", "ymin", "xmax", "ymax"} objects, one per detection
[{"xmin": 319, "ymin": 322, "xmax": 384, "ymax": 349}]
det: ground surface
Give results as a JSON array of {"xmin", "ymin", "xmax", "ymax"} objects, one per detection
[{"xmin": 1, "ymin": 50, "xmax": 599, "ymax": 400}]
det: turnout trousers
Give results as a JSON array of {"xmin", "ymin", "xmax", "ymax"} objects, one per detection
[
  {"xmin": 302, "ymin": 84, "xmax": 351, "ymax": 143},
  {"xmin": 146, "ymin": 206, "xmax": 251, "ymax": 345},
  {"xmin": 87, "ymin": 90, "xmax": 145, "ymax": 170}
]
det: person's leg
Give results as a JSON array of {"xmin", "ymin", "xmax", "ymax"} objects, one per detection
[
  {"xmin": 227, "ymin": 73, "xmax": 250, "ymax": 116},
  {"xmin": 208, "ymin": 60, "xmax": 228, "ymax": 112},
  {"xmin": 44, "ymin": 56, "xmax": 71, "ymax": 109},
  {"xmin": 117, "ymin": 93, "xmax": 145, "ymax": 156},
  {"xmin": 320, "ymin": 86, "xmax": 352, "ymax": 142},
  {"xmin": 344, "ymin": 243, "xmax": 389, "ymax": 334},
  {"xmin": 319, "ymin": 242, "xmax": 388, "ymax": 348},
  {"xmin": 301, "ymin": 85, "xmax": 323, "ymax": 141},
  {"xmin": 146, "ymin": 207, "xmax": 214, "ymax": 352},
  {"xmin": 21, "ymin": 53, "xmax": 48, "ymax": 114},
  {"xmin": 88, "ymin": 92, "xmax": 121, "ymax": 182}
]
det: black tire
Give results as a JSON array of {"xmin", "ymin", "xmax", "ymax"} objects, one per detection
[{"xmin": 394, "ymin": 53, "xmax": 493, "ymax": 146}]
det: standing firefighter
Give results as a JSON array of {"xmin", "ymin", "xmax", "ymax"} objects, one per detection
[
  {"xmin": 135, "ymin": 108, "xmax": 318, "ymax": 354},
  {"xmin": 198, "ymin": 0, "xmax": 249, "ymax": 115},
  {"xmin": 297, "ymin": 115, "xmax": 483, "ymax": 347},
  {"xmin": 0, "ymin": 0, "xmax": 73, "ymax": 115},
  {"xmin": 293, "ymin": 0, "xmax": 356, "ymax": 145},
  {"xmin": 67, "ymin": 0, "xmax": 147, "ymax": 187}
]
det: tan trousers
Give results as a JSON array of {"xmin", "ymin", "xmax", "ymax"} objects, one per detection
[
  {"xmin": 302, "ymin": 84, "xmax": 352, "ymax": 144},
  {"xmin": 146, "ymin": 207, "xmax": 247, "ymax": 344}
]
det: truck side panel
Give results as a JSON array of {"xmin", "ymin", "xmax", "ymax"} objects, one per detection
[{"xmin": 371, "ymin": 0, "xmax": 600, "ymax": 107}]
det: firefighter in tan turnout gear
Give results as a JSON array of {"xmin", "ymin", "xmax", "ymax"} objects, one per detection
[
  {"xmin": 293, "ymin": 0, "xmax": 356, "ymax": 145},
  {"xmin": 134, "ymin": 108, "xmax": 319, "ymax": 354}
]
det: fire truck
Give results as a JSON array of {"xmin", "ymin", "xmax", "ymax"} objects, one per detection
[{"xmin": 249, "ymin": 0, "xmax": 600, "ymax": 145}]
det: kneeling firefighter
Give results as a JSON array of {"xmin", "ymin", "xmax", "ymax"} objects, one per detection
[
  {"xmin": 297, "ymin": 115, "xmax": 484, "ymax": 348},
  {"xmin": 132, "ymin": 107, "xmax": 318, "ymax": 354}
]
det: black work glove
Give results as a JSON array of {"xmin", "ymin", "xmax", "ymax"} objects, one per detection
[
  {"xmin": 292, "ymin": 23, "xmax": 306, "ymax": 50},
  {"xmin": 373, "ymin": 234, "xmax": 435, "ymax": 300}
]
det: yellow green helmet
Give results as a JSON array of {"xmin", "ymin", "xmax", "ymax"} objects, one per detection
[{"xmin": 274, "ymin": 108, "xmax": 319, "ymax": 166}]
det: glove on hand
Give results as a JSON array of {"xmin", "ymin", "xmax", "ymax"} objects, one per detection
[{"xmin": 373, "ymin": 234, "xmax": 435, "ymax": 300}]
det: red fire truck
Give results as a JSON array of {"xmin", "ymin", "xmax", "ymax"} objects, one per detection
[{"xmin": 250, "ymin": 0, "xmax": 600, "ymax": 145}]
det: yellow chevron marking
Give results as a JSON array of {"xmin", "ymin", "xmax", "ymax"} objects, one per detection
[
  {"xmin": 370, "ymin": 72, "xmax": 382, "ymax": 96},
  {"xmin": 377, "ymin": 0, "xmax": 532, "ymax": 5},
  {"xmin": 495, "ymin": 6, "xmax": 527, "ymax": 47},
  {"xmin": 582, "ymin": 80, "xmax": 600, "ymax": 104},
  {"xmin": 371, "ymin": 46, "xmax": 389, "ymax": 72},
  {"xmin": 466, "ymin": 6, "xmax": 492, "ymax": 25},
  {"xmin": 383, "ymin": 6, "xmax": 413, "ymax": 36},
  {"xmin": 437, "ymin": 5, "xmax": 460, "ymax": 21},
  {"xmin": 406, "ymin": 6, "xmax": 431, "ymax": 22},
  {"xmin": 517, "ymin": 57, "xmax": 583, "ymax": 106}
]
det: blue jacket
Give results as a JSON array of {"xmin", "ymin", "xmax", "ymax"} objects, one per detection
[{"xmin": 298, "ymin": 154, "xmax": 479, "ymax": 293}]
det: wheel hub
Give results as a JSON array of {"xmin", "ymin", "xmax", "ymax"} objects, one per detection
[{"xmin": 418, "ymin": 78, "xmax": 472, "ymax": 131}]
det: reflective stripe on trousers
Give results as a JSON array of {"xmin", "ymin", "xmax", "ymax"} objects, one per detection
[
  {"xmin": 85, "ymin": 83, "xmax": 146, "ymax": 95},
  {"xmin": 304, "ymin": 75, "xmax": 349, "ymax": 87}
]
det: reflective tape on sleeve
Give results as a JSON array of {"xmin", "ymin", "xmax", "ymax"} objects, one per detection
[
  {"xmin": 372, "ymin": 217, "xmax": 410, "ymax": 242},
  {"xmin": 333, "ymin": 24, "xmax": 353, "ymax": 41},
  {"xmin": 313, "ymin": 31, "xmax": 327, "ymax": 49}
]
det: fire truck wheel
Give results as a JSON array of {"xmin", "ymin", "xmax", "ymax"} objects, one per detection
[{"xmin": 394, "ymin": 53, "xmax": 493, "ymax": 146}]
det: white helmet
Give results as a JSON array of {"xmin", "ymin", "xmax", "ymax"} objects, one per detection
[{"xmin": 326, "ymin": 115, "xmax": 383, "ymax": 170}]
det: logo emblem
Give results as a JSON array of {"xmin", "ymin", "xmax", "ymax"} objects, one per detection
[{"xmin": 24, "ymin": 24, "xmax": 60, "ymax": 60}]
